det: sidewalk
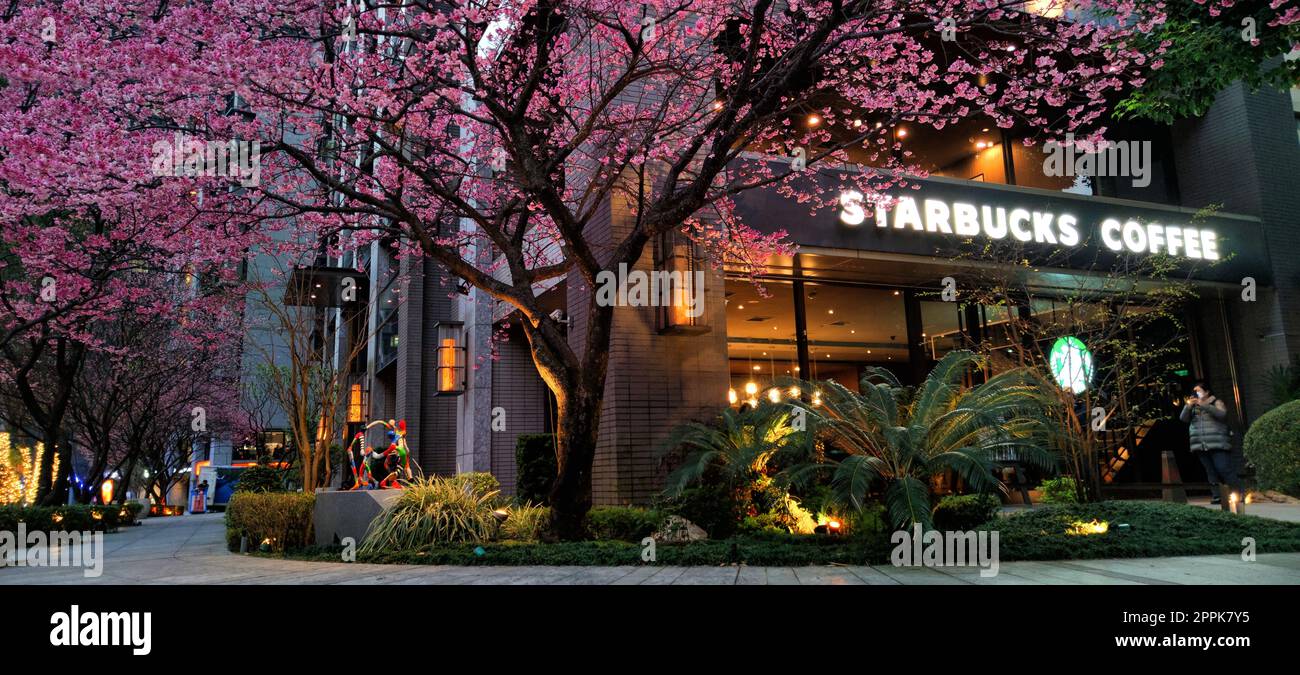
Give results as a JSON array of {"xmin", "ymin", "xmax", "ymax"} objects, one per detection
[{"xmin": 3, "ymin": 511, "xmax": 1298, "ymax": 585}]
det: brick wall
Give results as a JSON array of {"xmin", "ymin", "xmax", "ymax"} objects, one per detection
[
  {"xmin": 488, "ymin": 331, "xmax": 552, "ymax": 495},
  {"xmin": 565, "ymin": 192, "xmax": 731, "ymax": 506}
]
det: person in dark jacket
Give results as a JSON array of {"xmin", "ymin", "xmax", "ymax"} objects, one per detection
[{"xmin": 1179, "ymin": 381, "xmax": 1238, "ymax": 504}]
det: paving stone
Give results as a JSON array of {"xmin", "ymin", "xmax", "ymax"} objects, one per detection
[{"xmin": 5, "ymin": 510, "xmax": 1299, "ymax": 585}]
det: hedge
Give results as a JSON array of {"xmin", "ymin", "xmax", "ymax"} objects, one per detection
[
  {"xmin": 932, "ymin": 493, "xmax": 1001, "ymax": 530},
  {"xmin": 514, "ymin": 433, "xmax": 556, "ymax": 505},
  {"xmin": 225, "ymin": 492, "xmax": 315, "ymax": 553},
  {"xmin": 0, "ymin": 503, "xmax": 143, "ymax": 533},
  {"xmin": 1243, "ymin": 399, "xmax": 1300, "ymax": 497}
]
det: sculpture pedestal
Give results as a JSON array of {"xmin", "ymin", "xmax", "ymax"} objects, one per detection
[{"xmin": 313, "ymin": 488, "xmax": 402, "ymax": 546}]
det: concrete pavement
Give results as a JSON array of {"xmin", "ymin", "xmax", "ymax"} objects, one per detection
[{"xmin": 3, "ymin": 511, "xmax": 1299, "ymax": 585}]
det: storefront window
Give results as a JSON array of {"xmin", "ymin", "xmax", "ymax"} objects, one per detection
[
  {"xmin": 726, "ymin": 279, "xmax": 798, "ymax": 406},
  {"xmin": 902, "ymin": 117, "xmax": 1008, "ymax": 185},
  {"xmin": 802, "ymin": 283, "xmax": 909, "ymax": 390}
]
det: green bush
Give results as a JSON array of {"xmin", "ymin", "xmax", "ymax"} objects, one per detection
[
  {"xmin": 931, "ymin": 493, "xmax": 1001, "ymax": 530},
  {"xmin": 499, "ymin": 504, "xmax": 550, "ymax": 541},
  {"xmin": 1038, "ymin": 476, "xmax": 1080, "ymax": 504},
  {"xmin": 360, "ymin": 476, "xmax": 500, "ymax": 553},
  {"xmin": 1244, "ymin": 400, "xmax": 1300, "ymax": 497},
  {"xmin": 225, "ymin": 492, "xmax": 315, "ymax": 553},
  {"xmin": 984, "ymin": 501, "xmax": 1300, "ymax": 561},
  {"xmin": 515, "ymin": 434, "xmax": 556, "ymax": 505},
  {"xmin": 585, "ymin": 506, "xmax": 664, "ymax": 541},
  {"xmin": 294, "ymin": 531, "xmax": 894, "ymax": 566},
  {"xmin": 0, "ymin": 504, "xmax": 132, "ymax": 533},
  {"xmin": 739, "ymin": 513, "xmax": 787, "ymax": 535},
  {"xmin": 656, "ymin": 484, "xmax": 746, "ymax": 539},
  {"xmin": 449, "ymin": 472, "xmax": 502, "ymax": 500},
  {"xmin": 233, "ymin": 464, "xmax": 285, "ymax": 493}
]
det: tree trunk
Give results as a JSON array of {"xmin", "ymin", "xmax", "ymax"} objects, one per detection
[{"xmin": 547, "ymin": 386, "xmax": 603, "ymax": 539}]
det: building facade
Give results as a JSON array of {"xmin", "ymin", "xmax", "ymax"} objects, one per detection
[{"xmin": 333, "ymin": 81, "xmax": 1300, "ymax": 504}]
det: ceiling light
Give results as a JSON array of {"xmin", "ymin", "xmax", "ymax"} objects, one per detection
[{"xmin": 745, "ymin": 382, "xmax": 758, "ymax": 396}]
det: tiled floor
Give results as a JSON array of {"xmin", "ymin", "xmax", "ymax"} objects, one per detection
[{"xmin": 3, "ymin": 511, "xmax": 1298, "ymax": 585}]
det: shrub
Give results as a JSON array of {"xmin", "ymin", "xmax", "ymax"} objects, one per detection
[
  {"xmin": 225, "ymin": 492, "xmax": 315, "ymax": 553},
  {"xmin": 360, "ymin": 477, "xmax": 500, "ymax": 553},
  {"xmin": 739, "ymin": 513, "xmax": 787, "ymax": 535},
  {"xmin": 585, "ymin": 506, "xmax": 664, "ymax": 541},
  {"xmin": 515, "ymin": 434, "xmax": 556, "ymax": 505},
  {"xmin": 654, "ymin": 482, "xmax": 747, "ymax": 539},
  {"xmin": 1244, "ymin": 400, "xmax": 1300, "ymax": 497},
  {"xmin": 931, "ymin": 493, "xmax": 1001, "ymax": 530},
  {"xmin": 233, "ymin": 464, "xmax": 285, "ymax": 493},
  {"xmin": 499, "ymin": 504, "xmax": 550, "ymax": 541},
  {"xmin": 1038, "ymin": 476, "xmax": 1080, "ymax": 504},
  {"xmin": 0, "ymin": 504, "xmax": 132, "ymax": 533},
  {"xmin": 449, "ymin": 472, "xmax": 501, "ymax": 500},
  {"xmin": 983, "ymin": 501, "xmax": 1300, "ymax": 561}
]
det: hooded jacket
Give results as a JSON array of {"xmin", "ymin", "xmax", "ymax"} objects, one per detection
[{"xmin": 1179, "ymin": 395, "xmax": 1232, "ymax": 452}]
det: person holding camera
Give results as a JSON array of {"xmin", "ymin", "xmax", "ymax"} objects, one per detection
[{"xmin": 1179, "ymin": 381, "xmax": 1238, "ymax": 504}]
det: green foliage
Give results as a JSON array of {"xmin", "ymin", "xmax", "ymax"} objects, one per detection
[
  {"xmin": 499, "ymin": 504, "xmax": 551, "ymax": 542},
  {"xmin": 1114, "ymin": 3, "xmax": 1300, "ymax": 124},
  {"xmin": 662, "ymin": 404, "xmax": 808, "ymax": 498},
  {"xmin": 739, "ymin": 513, "xmax": 788, "ymax": 535},
  {"xmin": 233, "ymin": 464, "xmax": 286, "ymax": 493},
  {"xmin": 1038, "ymin": 476, "xmax": 1080, "ymax": 504},
  {"xmin": 514, "ymin": 434, "xmax": 556, "ymax": 505},
  {"xmin": 585, "ymin": 506, "xmax": 664, "ymax": 541},
  {"xmin": 931, "ymin": 493, "xmax": 1001, "ymax": 530},
  {"xmin": 359, "ymin": 477, "xmax": 500, "ymax": 553},
  {"xmin": 224, "ymin": 492, "xmax": 315, "ymax": 553},
  {"xmin": 656, "ymin": 484, "xmax": 747, "ymax": 539},
  {"xmin": 294, "ymin": 532, "xmax": 894, "ymax": 566},
  {"xmin": 449, "ymin": 472, "xmax": 502, "ymax": 500},
  {"xmin": 1265, "ymin": 356, "xmax": 1300, "ymax": 407},
  {"xmin": 0, "ymin": 504, "xmax": 136, "ymax": 533},
  {"xmin": 659, "ymin": 404, "xmax": 817, "ymax": 537},
  {"xmin": 1243, "ymin": 400, "xmax": 1300, "ymax": 497},
  {"xmin": 796, "ymin": 350, "xmax": 1058, "ymax": 530},
  {"xmin": 984, "ymin": 501, "xmax": 1300, "ymax": 561}
]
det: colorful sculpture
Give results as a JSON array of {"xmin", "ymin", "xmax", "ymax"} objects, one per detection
[{"xmin": 346, "ymin": 419, "xmax": 412, "ymax": 490}]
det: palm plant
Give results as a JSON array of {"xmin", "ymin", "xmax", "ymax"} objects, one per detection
[
  {"xmin": 793, "ymin": 350, "xmax": 1058, "ymax": 530},
  {"xmin": 661, "ymin": 404, "xmax": 808, "ymax": 498}
]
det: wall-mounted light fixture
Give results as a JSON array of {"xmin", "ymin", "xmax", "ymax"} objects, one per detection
[{"xmin": 433, "ymin": 321, "xmax": 467, "ymax": 395}]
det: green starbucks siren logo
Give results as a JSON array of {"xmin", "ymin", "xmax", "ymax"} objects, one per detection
[{"xmin": 1049, "ymin": 336, "xmax": 1093, "ymax": 394}]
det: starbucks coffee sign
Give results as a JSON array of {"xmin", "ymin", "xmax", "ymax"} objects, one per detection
[
  {"xmin": 731, "ymin": 167, "xmax": 1269, "ymax": 285},
  {"xmin": 838, "ymin": 190, "xmax": 1222, "ymax": 261}
]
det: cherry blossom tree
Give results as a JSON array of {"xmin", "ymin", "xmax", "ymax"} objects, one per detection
[{"xmin": 5, "ymin": 1, "xmax": 1293, "ymax": 533}]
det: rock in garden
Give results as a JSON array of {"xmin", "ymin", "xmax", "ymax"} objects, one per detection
[{"xmin": 654, "ymin": 515, "xmax": 708, "ymax": 543}]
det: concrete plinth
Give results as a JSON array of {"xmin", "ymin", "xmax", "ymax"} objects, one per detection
[{"xmin": 313, "ymin": 488, "xmax": 402, "ymax": 546}]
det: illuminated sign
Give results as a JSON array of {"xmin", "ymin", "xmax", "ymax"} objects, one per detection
[
  {"xmin": 1049, "ymin": 336, "xmax": 1093, "ymax": 394},
  {"xmin": 839, "ymin": 192, "xmax": 1220, "ymax": 260}
]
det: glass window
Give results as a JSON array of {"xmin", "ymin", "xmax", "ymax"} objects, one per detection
[
  {"xmin": 726, "ymin": 279, "xmax": 798, "ymax": 406},
  {"xmin": 803, "ymin": 283, "xmax": 909, "ymax": 390},
  {"xmin": 902, "ymin": 117, "xmax": 1008, "ymax": 184}
]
